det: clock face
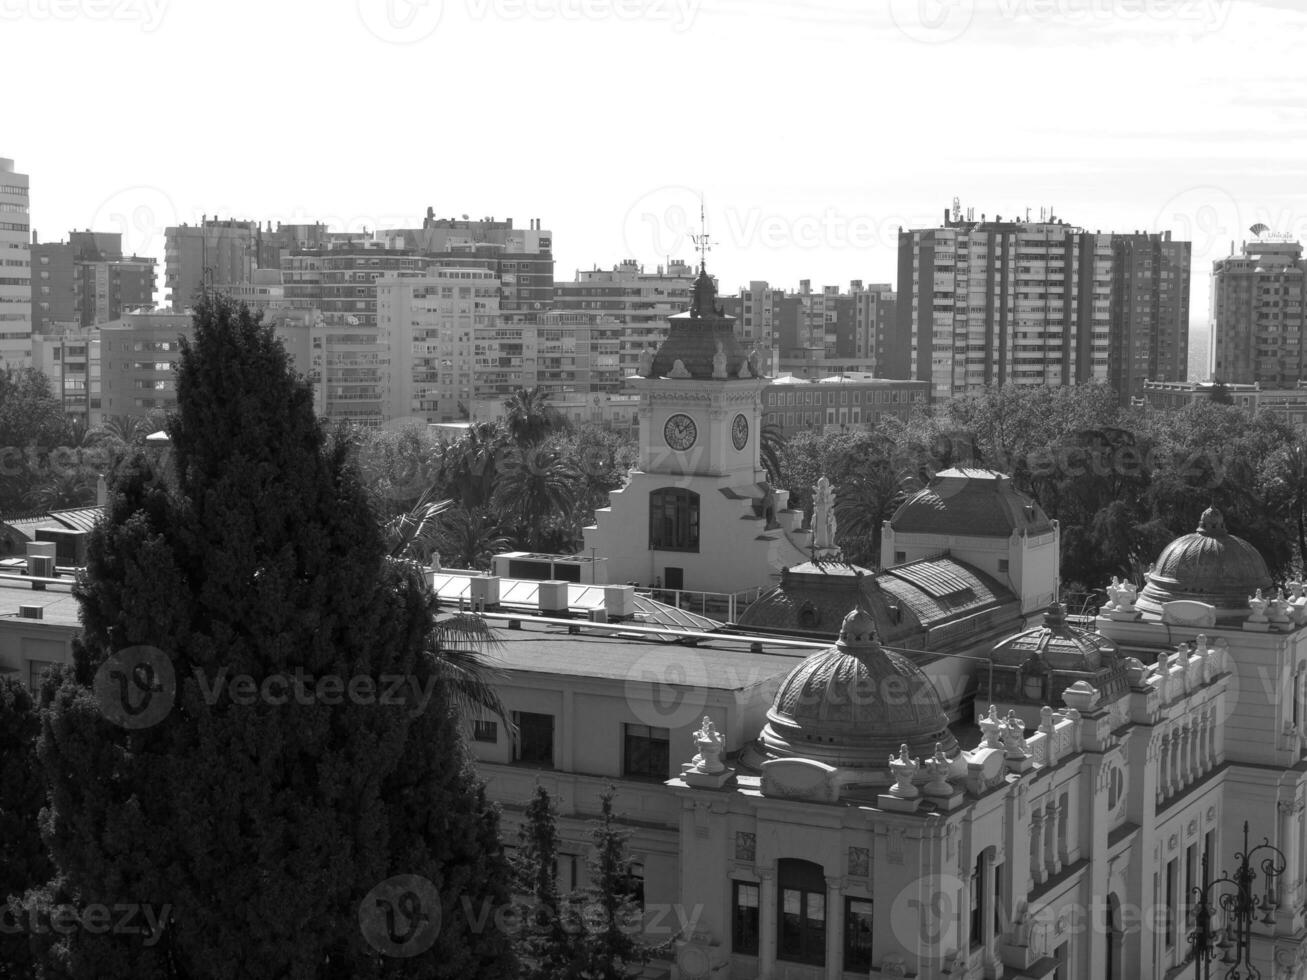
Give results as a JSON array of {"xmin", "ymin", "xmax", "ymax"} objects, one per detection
[
  {"xmin": 663, "ymin": 413, "xmax": 697, "ymax": 451},
  {"xmin": 732, "ymin": 413, "xmax": 749, "ymax": 451}
]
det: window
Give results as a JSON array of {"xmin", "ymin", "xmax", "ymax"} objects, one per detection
[
  {"xmin": 998, "ymin": 559, "xmax": 1010, "ymax": 573},
  {"xmin": 472, "ymin": 719, "xmax": 498, "ymax": 743},
  {"xmin": 778, "ymin": 859, "xmax": 826, "ymax": 966},
  {"xmin": 512, "ymin": 711, "xmax": 554, "ymax": 767},
  {"xmin": 894, "ymin": 551, "xmax": 906, "ymax": 564},
  {"xmin": 733, "ymin": 881, "xmax": 760, "ymax": 955},
  {"xmin": 623, "ymin": 724, "xmax": 670, "ymax": 779},
  {"xmin": 28, "ymin": 659, "xmax": 59, "ymax": 691},
  {"xmin": 649, "ymin": 489, "xmax": 700, "ymax": 552},
  {"xmin": 845, "ymin": 898, "xmax": 873, "ymax": 971}
]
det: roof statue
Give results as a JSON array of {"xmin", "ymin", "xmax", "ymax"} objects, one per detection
[{"xmin": 813, "ymin": 476, "xmax": 837, "ymax": 553}]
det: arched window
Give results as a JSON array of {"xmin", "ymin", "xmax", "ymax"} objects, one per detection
[
  {"xmin": 778, "ymin": 859, "xmax": 826, "ymax": 966},
  {"xmin": 649, "ymin": 489, "xmax": 700, "ymax": 552}
]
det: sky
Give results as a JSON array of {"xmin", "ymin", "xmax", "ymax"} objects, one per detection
[{"xmin": 6, "ymin": 0, "xmax": 1307, "ymax": 334}]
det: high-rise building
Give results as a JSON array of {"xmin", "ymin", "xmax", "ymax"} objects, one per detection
[
  {"xmin": 554, "ymin": 259, "xmax": 697, "ymax": 376},
  {"xmin": 382, "ymin": 211, "xmax": 554, "ymax": 313},
  {"xmin": 164, "ymin": 218, "xmax": 260, "ymax": 309},
  {"xmin": 1210, "ymin": 235, "xmax": 1307, "ymax": 386},
  {"xmin": 894, "ymin": 209, "xmax": 1116, "ymax": 401},
  {"xmin": 1109, "ymin": 233, "xmax": 1191, "ymax": 402},
  {"xmin": 375, "ymin": 267, "xmax": 502, "ymax": 421},
  {"xmin": 31, "ymin": 231, "xmax": 156, "ymax": 334},
  {"xmin": 31, "ymin": 325, "xmax": 100, "ymax": 424},
  {"xmin": 894, "ymin": 208, "xmax": 1193, "ymax": 403},
  {"xmin": 0, "ymin": 158, "xmax": 31, "ymax": 367}
]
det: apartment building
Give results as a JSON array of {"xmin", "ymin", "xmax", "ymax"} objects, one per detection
[
  {"xmin": 1109, "ymin": 232, "xmax": 1191, "ymax": 401},
  {"xmin": 31, "ymin": 231, "xmax": 156, "ymax": 334},
  {"xmin": 375, "ymin": 267, "xmax": 501, "ymax": 422},
  {"xmin": 1210, "ymin": 235, "xmax": 1307, "ymax": 386},
  {"xmin": 31, "ymin": 325, "xmax": 101, "ymax": 424},
  {"xmin": 554, "ymin": 259, "xmax": 697, "ymax": 376},
  {"xmin": 0, "ymin": 158, "xmax": 31, "ymax": 367}
]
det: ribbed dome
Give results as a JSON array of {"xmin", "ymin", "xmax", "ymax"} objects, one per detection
[
  {"xmin": 758, "ymin": 608, "xmax": 958, "ymax": 768},
  {"xmin": 1137, "ymin": 507, "xmax": 1272, "ymax": 622},
  {"xmin": 991, "ymin": 602, "xmax": 1117, "ymax": 671},
  {"xmin": 889, "ymin": 468, "xmax": 1053, "ymax": 537}
]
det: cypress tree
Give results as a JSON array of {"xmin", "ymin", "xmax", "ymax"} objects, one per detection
[{"xmin": 35, "ymin": 296, "xmax": 515, "ymax": 978}]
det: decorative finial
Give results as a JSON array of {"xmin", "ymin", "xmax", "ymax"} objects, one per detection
[
  {"xmin": 1198, "ymin": 506, "xmax": 1226, "ymax": 536},
  {"xmin": 690, "ymin": 195, "xmax": 712, "ymax": 273}
]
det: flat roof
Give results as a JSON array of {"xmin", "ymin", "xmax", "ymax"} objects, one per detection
[
  {"xmin": 482, "ymin": 618, "xmax": 809, "ymax": 688},
  {"xmin": 0, "ymin": 578, "xmax": 82, "ymax": 627}
]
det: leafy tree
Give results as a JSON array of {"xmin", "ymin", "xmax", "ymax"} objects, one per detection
[
  {"xmin": 0, "ymin": 675, "xmax": 51, "ymax": 979},
  {"xmin": 34, "ymin": 296, "xmax": 516, "ymax": 979},
  {"xmin": 511, "ymin": 787, "xmax": 579, "ymax": 980},
  {"xmin": 1208, "ymin": 380, "xmax": 1233, "ymax": 405},
  {"xmin": 569, "ymin": 787, "xmax": 671, "ymax": 980}
]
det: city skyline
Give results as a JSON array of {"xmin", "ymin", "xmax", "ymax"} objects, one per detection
[{"xmin": 5, "ymin": 0, "xmax": 1306, "ymax": 332}]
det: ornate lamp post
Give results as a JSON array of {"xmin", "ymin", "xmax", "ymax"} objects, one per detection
[{"xmin": 1189, "ymin": 821, "xmax": 1287, "ymax": 979}]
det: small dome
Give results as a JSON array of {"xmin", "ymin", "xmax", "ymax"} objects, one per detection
[
  {"xmin": 984, "ymin": 602, "xmax": 1129, "ymax": 707},
  {"xmin": 1136, "ymin": 507, "xmax": 1272, "ymax": 622},
  {"xmin": 889, "ymin": 468, "xmax": 1053, "ymax": 537},
  {"xmin": 758, "ymin": 609, "xmax": 958, "ymax": 768}
]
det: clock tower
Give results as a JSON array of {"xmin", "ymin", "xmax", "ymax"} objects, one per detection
[{"xmin": 584, "ymin": 256, "xmax": 808, "ymax": 595}]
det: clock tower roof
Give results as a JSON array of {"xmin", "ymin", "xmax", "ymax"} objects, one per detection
[{"xmin": 644, "ymin": 260, "xmax": 754, "ymax": 381}]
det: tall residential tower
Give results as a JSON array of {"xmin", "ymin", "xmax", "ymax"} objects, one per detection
[{"xmin": 0, "ymin": 159, "xmax": 31, "ymax": 366}]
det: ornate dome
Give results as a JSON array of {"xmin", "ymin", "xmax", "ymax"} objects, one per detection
[
  {"xmin": 1136, "ymin": 507, "xmax": 1272, "ymax": 622},
  {"xmin": 757, "ymin": 609, "xmax": 959, "ymax": 768},
  {"xmin": 643, "ymin": 262, "xmax": 752, "ymax": 380},
  {"xmin": 984, "ymin": 602, "xmax": 1128, "ymax": 708}
]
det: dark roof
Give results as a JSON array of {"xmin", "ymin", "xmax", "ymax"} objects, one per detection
[
  {"xmin": 890, "ymin": 468, "xmax": 1053, "ymax": 537},
  {"xmin": 644, "ymin": 265, "xmax": 753, "ymax": 381},
  {"xmin": 736, "ymin": 556, "xmax": 1018, "ymax": 648},
  {"xmin": 46, "ymin": 508, "xmax": 103, "ymax": 533}
]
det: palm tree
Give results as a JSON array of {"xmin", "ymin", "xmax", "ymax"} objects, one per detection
[
  {"xmin": 504, "ymin": 386, "xmax": 565, "ymax": 448},
  {"xmin": 442, "ymin": 421, "xmax": 505, "ymax": 509},
  {"xmin": 24, "ymin": 468, "xmax": 97, "ymax": 512},
  {"xmin": 759, "ymin": 422, "xmax": 786, "ymax": 484},
  {"xmin": 437, "ymin": 504, "xmax": 512, "ymax": 571},
  {"xmin": 428, "ymin": 611, "xmax": 512, "ymax": 729},
  {"xmin": 491, "ymin": 446, "xmax": 581, "ymax": 552},
  {"xmin": 834, "ymin": 459, "xmax": 914, "ymax": 568},
  {"xmin": 380, "ymin": 486, "xmax": 451, "ymax": 565}
]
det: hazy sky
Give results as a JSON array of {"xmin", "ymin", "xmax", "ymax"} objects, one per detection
[{"xmin": 6, "ymin": 0, "xmax": 1306, "ymax": 329}]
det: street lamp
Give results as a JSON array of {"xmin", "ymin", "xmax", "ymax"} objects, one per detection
[{"xmin": 1188, "ymin": 820, "xmax": 1286, "ymax": 979}]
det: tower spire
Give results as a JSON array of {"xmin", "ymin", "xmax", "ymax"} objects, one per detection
[{"xmin": 691, "ymin": 196, "xmax": 712, "ymax": 273}]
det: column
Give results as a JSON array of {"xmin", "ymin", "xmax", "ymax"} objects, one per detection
[
  {"xmin": 825, "ymin": 876, "xmax": 843, "ymax": 980},
  {"xmin": 1044, "ymin": 802, "xmax": 1058, "ymax": 879},
  {"xmin": 1031, "ymin": 809, "xmax": 1046, "ymax": 886},
  {"xmin": 1195, "ymin": 713, "xmax": 1209, "ymax": 773},
  {"xmin": 1177, "ymin": 724, "xmax": 1190, "ymax": 788},
  {"xmin": 758, "ymin": 867, "xmax": 777, "ymax": 980}
]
